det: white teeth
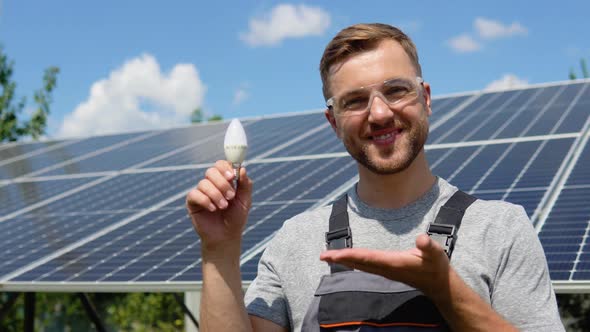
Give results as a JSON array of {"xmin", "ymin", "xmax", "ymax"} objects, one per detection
[{"xmin": 374, "ymin": 133, "xmax": 393, "ymax": 140}]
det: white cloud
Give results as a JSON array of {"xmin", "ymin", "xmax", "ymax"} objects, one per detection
[
  {"xmin": 484, "ymin": 74, "xmax": 528, "ymax": 91},
  {"xmin": 233, "ymin": 88, "xmax": 249, "ymax": 106},
  {"xmin": 474, "ymin": 17, "xmax": 528, "ymax": 40},
  {"xmin": 448, "ymin": 34, "xmax": 481, "ymax": 53},
  {"xmin": 240, "ymin": 4, "xmax": 331, "ymax": 46},
  {"xmin": 58, "ymin": 54, "xmax": 205, "ymax": 138}
]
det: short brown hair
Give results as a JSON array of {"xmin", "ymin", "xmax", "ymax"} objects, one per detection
[{"xmin": 319, "ymin": 23, "xmax": 422, "ymax": 100}]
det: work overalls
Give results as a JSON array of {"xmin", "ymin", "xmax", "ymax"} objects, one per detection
[{"xmin": 301, "ymin": 191, "xmax": 476, "ymax": 331}]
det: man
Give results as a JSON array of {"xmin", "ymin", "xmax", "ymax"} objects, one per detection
[{"xmin": 186, "ymin": 23, "xmax": 564, "ymax": 331}]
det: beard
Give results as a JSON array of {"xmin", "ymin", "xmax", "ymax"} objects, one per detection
[{"xmin": 342, "ymin": 108, "xmax": 429, "ymax": 175}]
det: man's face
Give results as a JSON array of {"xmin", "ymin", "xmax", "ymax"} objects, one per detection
[{"xmin": 325, "ymin": 40, "xmax": 432, "ymax": 175}]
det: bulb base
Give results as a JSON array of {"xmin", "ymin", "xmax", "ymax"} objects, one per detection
[{"xmin": 232, "ymin": 163, "xmax": 241, "ymax": 188}]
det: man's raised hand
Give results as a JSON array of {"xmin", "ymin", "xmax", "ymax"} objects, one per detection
[{"xmin": 186, "ymin": 160, "xmax": 253, "ymax": 255}]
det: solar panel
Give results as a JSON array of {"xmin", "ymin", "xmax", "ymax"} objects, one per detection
[
  {"xmin": 1, "ymin": 79, "xmax": 589, "ymax": 293},
  {"xmin": 0, "ymin": 132, "xmax": 145, "ymax": 179},
  {"xmin": 8, "ymin": 157, "xmax": 357, "ymax": 283},
  {"xmin": 34, "ymin": 123, "xmax": 227, "ymax": 176},
  {"xmin": 538, "ymin": 133, "xmax": 590, "ymax": 281},
  {"xmin": 0, "ymin": 140, "xmax": 67, "ymax": 163}
]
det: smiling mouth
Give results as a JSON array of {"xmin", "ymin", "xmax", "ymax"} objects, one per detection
[{"xmin": 369, "ymin": 129, "xmax": 402, "ymax": 143}]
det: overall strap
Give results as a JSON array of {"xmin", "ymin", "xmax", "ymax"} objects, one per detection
[
  {"xmin": 326, "ymin": 194, "xmax": 352, "ymax": 273},
  {"xmin": 427, "ymin": 190, "xmax": 477, "ymax": 259}
]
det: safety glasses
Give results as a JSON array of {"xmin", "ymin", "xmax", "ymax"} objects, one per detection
[{"xmin": 326, "ymin": 76, "xmax": 424, "ymax": 117}]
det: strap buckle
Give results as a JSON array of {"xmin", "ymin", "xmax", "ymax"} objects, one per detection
[
  {"xmin": 427, "ymin": 223, "xmax": 456, "ymax": 257},
  {"xmin": 325, "ymin": 227, "xmax": 352, "ymax": 250}
]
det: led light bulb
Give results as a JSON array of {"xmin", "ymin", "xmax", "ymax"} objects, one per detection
[{"xmin": 224, "ymin": 118, "xmax": 248, "ymax": 185}]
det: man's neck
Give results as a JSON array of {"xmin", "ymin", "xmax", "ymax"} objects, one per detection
[{"xmin": 356, "ymin": 152, "xmax": 436, "ymax": 209}]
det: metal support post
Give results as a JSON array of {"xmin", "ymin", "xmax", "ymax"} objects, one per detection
[
  {"xmin": 78, "ymin": 293, "xmax": 107, "ymax": 332},
  {"xmin": 24, "ymin": 292, "xmax": 35, "ymax": 332}
]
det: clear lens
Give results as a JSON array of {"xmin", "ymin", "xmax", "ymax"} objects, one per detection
[{"xmin": 328, "ymin": 76, "xmax": 423, "ymax": 117}]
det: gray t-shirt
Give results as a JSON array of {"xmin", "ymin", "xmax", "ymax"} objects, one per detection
[{"xmin": 244, "ymin": 178, "xmax": 564, "ymax": 331}]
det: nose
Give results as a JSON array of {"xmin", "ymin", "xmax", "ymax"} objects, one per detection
[{"xmin": 367, "ymin": 93, "xmax": 394, "ymax": 125}]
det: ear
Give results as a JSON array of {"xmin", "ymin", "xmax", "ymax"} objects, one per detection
[
  {"xmin": 422, "ymin": 82, "xmax": 432, "ymax": 117},
  {"xmin": 324, "ymin": 108, "xmax": 341, "ymax": 138}
]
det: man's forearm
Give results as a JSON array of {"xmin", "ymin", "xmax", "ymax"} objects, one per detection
[
  {"xmin": 430, "ymin": 268, "xmax": 517, "ymax": 332},
  {"xmin": 201, "ymin": 248, "xmax": 252, "ymax": 332}
]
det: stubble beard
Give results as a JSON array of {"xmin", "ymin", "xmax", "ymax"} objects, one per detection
[{"xmin": 343, "ymin": 114, "xmax": 429, "ymax": 175}]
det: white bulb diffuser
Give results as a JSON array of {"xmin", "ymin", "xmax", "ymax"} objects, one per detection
[{"xmin": 224, "ymin": 118, "xmax": 248, "ymax": 184}]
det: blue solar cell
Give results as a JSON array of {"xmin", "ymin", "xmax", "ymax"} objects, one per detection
[
  {"xmin": 36, "ymin": 123, "xmax": 226, "ymax": 176},
  {"xmin": 494, "ymin": 108, "xmax": 542, "ymax": 139},
  {"xmin": 241, "ymin": 113, "xmax": 327, "ymax": 157},
  {"xmin": 29, "ymin": 170, "xmax": 198, "ymax": 215},
  {"xmin": 540, "ymin": 236, "xmax": 583, "ymax": 246},
  {"xmin": 0, "ymin": 140, "xmax": 65, "ymax": 163},
  {"xmin": 428, "ymin": 95, "xmax": 471, "ymax": 125},
  {"xmin": 11, "ymin": 158, "xmax": 349, "ymax": 282},
  {"xmin": 268, "ymin": 126, "xmax": 345, "ymax": 158},
  {"xmin": 512, "ymin": 138, "xmax": 575, "ymax": 189},
  {"xmin": 424, "ymin": 149, "xmax": 447, "ymax": 166},
  {"xmin": 434, "ymin": 91, "xmax": 529, "ymax": 143},
  {"xmin": 550, "ymin": 271, "xmax": 570, "ymax": 280},
  {"xmin": 429, "ymin": 146, "xmax": 480, "ymax": 180},
  {"xmin": 540, "ymin": 186, "xmax": 590, "ymax": 281},
  {"xmin": 574, "ymin": 271, "xmax": 590, "ymax": 280},
  {"xmin": 0, "ymin": 212, "xmax": 132, "ymax": 280},
  {"xmin": 527, "ymin": 85, "xmax": 566, "ymax": 108},
  {"xmin": 143, "ymin": 113, "xmax": 327, "ymax": 167},
  {"xmin": 0, "ymin": 177, "xmax": 98, "ymax": 217},
  {"xmin": 545, "ymin": 252, "xmax": 577, "ymax": 262},
  {"xmin": 556, "ymin": 103, "xmax": 590, "ymax": 134},
  {"xmin": 429, "ymin": 93, "xmax": 500, "ymax": 143},
  {"xmin": 566, "ymin": 141, "xmax": 590, "ymax": 186},
  {"xmin": 503, "ymin": 189, "xmax": 546, "ymax": 217},
  {"xmin": 548, "ymin": 261, "xmax": 575, "ymax": 271},
  {"xmin": 474, "ymin": 141, "xmax": 540, "ymax": 191},
  {"xmin": 523, "ymin": 83, "xmax": 588, "ymax": 136},
  {"xmin": 0, "ymin": 132, "xmax": 143, "ymax": 179},
  {"xmin": 449, "ymin": 144, "xmax": 507, "ymax": 190}
]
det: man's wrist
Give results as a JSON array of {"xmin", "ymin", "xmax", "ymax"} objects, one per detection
[{"xmin": 202, "ymin": 241, "xmax": 242, "ymax": 264}]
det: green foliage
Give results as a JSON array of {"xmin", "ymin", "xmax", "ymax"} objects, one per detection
[
  {"xmin": 569, "ymin": 58, "xmax": 589, "ymax": 80},
  {"xmin": 569, "ymin": 68, "xmax": 577, "ymax": 80},
  {"xmin": 190, "ymin": 107, "xmax": 204, "ymax": 123},
  {"xmin": 207, "ymin": 114, "xmax": 223, "ymax": 122},
  {"xmin": 1, "ymin": 292, "xmax": 185, "ymax": 331},
  {"xmin": 191, "ymin": 107, "xmax": 223, "ymax": 123},
  {"xmin": 107, "ymin": 293, "xmax": 184, "ymax": 331},
  {"xmin": 581, "ymin": 58, "xmax": 589, "ymax": 79},
  {"xmin": 0, "ymin": 46, "xmax": 59, "ymax": 142},
  {"xmin": 557, "ymin": 293, "xmax": 590, "ymax": 331}
]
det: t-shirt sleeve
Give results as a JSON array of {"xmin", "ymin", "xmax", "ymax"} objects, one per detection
[
  {"xmin": 490, "ymin": 205, "xmax": 564, "ymax": 331},
  {"xmin": 244, "ymin": 230, "xmax": 291, "ymax": 328}
]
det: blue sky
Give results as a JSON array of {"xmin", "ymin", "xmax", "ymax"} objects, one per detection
[{"xmin": 1, "ymin": 1, "xmax": 589, "ymax": 138}]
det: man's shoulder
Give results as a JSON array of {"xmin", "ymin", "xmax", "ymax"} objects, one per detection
[{"xmin": 461, "ymin": 194, "xmax": 532, "ymax": 234}]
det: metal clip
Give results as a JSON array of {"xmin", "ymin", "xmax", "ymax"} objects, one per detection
[{"xmin": 427, "ymin": 223, "xmax": 456, "ymax": 257}]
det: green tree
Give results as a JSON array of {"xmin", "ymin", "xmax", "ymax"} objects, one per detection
[
  {"xmin": 1, "ymin": 292, "xmax": 185, "ymax": 331},
  {"xmin": 557, "ymin": 293, "xmax": 590, "ymax": 331},
  {"xmin": 569, "ymin": 58, "xmax": 589, "ymax": 80},
  {"xmin": 190, "ymin": 107, "xmax": 204, "ymax": 123},
  {"xmin": 0, "ymin": 46, "xmax": 59, "ymax": 142},
  {"xmin": 207, "ymin": 114, "xmax": 223, "ymax": 122},
  {"xmin": 580, "ymin": 58, "xmax": 589, "ymax": 79},
  {"xmin": 190, "ymin": 107, "xmax": 223, "ymax": 123}
]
